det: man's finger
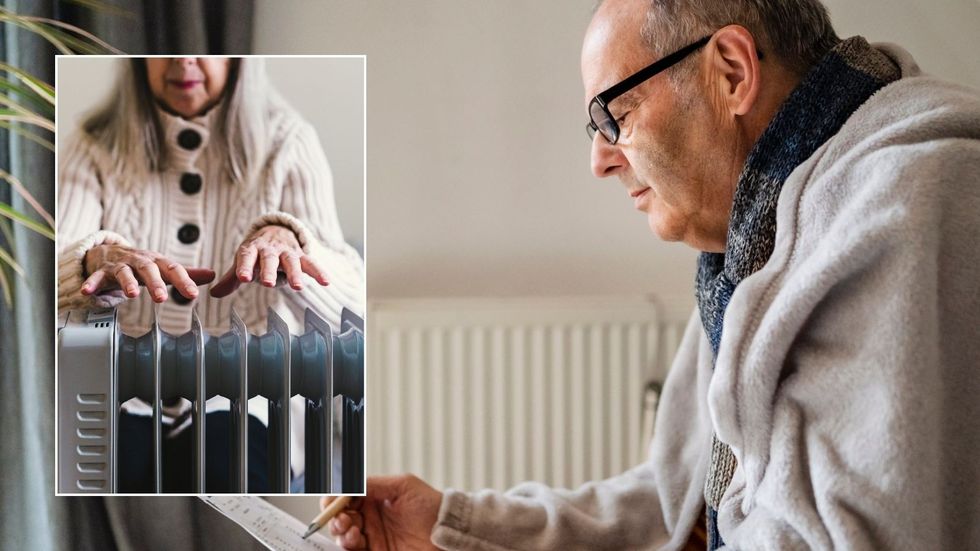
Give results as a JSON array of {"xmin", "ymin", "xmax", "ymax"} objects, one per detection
[
  {"xmin": 280, "ymin": 251, "xmax": 303, "ymax": 290},
  {"xmin": 81, "ymin": 270, "xmax": 107, "ymax": 295},
  {"xmin": 327, "ymin": 515, "xmax": 347, "ymax": 536},
  {"xmin": 236, "ymin": 244, "xmax": 258, "ymax": 282},
  {"xmin": 364, "ymin": 475, "xmax": 413, "ymax": 502},
  {"xmin": 300, "ymin": 255, "xmax": 330, "ymax": 286},
  {"xmin": 327, "ymin": 512, "xmax": 361, "ymax": 536},
  {"xmin": 341, "ymin": 510, "xmax": 365, "ymax": 531},
  {"xmin": 336, "ymin": 525, "xmax": 366, "ymax": 551},
  {"xmin": 209, "ymin": 266, "xmax": 241, "ymax": 298},
  {"xmin": 112, "ymin": 265, "xmax": 140, "ymax": 298}
]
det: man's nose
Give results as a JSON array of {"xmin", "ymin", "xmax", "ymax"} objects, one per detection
[
  {"xmin": 590, "ymin": 134, "xmax": 625, "ymax": 178},
  {"xmin": 173, "ymin": 57, "xmax": 198, "ymax": 67}
]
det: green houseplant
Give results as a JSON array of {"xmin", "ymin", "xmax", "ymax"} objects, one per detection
[{"xmin": 0, "ymin": 5, "xmax": 122, "ymax": 304}]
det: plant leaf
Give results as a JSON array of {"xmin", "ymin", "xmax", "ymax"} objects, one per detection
[
  {"xmin": 0, "ymin": 76, "xmax": 54, "ymax": 116},
  {"xmin": 0, "ymin": 15, "xmax": 73, "ymax": 54},
  {"xmin": 0, "ymin": 169, "xmax": 54, "ymax": 228},
  {"xmin": 0, "ymin": 61, "xmax": 54, "ymax": 102},
  {"xmin": 0, "ymin": 89, "xmax": 50, "ymax": 120},
  {"xmin": 0, "ymin": 260, "xmax": 12, "ymax": 306},
  {"xmin": 0, "ymin": 108, "xmax": 55, "ymax": 132},
  {"xmin": 29, "ymin": 12, "xmax": 124, "ymax": 53},
  {"xmin": 0, "ymin": 203, "xmax": 55, "ymax": 240},
  {"xmin": 63, "ymin": 0, "xmax": 137, "ymax": 20},
  {"xmin": 0, "ymin": 121, "xmax": 54, "ymax": 151},
  {"xmin": 36, "ymin": 25, "xmax": 105, "ymax": 55},
  {"xmin": 0, "ymin": 243, "xmax": 24, "ymax": 276},
  {"xmin": 0, "ymin": 10, "xmax": 124, "ymax": 54},
  {"xmin": 0, "ymin": 216, "xmax": 14, "ymax": 245}
]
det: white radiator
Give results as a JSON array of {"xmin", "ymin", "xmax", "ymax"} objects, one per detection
[{"xmin": 367, "ymin": 297, "xmax": 690, "ymax": 491}]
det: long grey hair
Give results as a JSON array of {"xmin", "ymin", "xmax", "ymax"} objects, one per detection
[{"xmin": 82, "ymin": 58, "xmax": 276, "ymax": 187}]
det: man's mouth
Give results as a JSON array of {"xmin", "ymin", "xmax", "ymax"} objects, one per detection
[{"xmin": 631, "ymin": 187, "xmax": 651, "ymax": 209}]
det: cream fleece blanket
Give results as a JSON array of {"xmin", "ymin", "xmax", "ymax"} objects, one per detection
[{"xmin": 430, "ymin": 43, "xmax": 980, "ymax": 550}]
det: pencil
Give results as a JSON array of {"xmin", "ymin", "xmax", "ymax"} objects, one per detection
[{"xmin": 301, "ymin": 496, "xmax": 352, "ymax": 540}]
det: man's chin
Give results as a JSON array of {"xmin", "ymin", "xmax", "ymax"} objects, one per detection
[{"xmin": 646, "ymin": 213, "xmax": 684, "ymax": 243}]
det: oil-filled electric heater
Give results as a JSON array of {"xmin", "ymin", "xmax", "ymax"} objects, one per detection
[{"xmin": 57, "ymin": 306, "xmax": 364, "ymax": 494}]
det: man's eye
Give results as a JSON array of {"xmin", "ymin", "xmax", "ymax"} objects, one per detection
[{"xmin": 615, "ymin": 112, "xmax": 629, "ymax": 125}]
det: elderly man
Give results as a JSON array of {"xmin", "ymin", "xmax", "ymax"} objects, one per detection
[{"xmin": 328, "ymin": 0, "xmax": 980, "ymax": 549}]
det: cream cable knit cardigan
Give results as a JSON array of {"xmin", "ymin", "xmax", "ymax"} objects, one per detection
[{"xmin": 57, "ymin": 101, "xmax": 365, "ymax": 479}]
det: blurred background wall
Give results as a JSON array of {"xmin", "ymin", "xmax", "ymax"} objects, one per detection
[{"xmin": 254, "ymin": 0, "xmax": 980, "ymax": 302}]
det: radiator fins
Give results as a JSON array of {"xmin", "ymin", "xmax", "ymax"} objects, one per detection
[{"xmin": 57, "ymin": 306, "xmax": 364, "ymax": 494}]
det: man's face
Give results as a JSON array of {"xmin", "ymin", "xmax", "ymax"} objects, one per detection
[
  {"xmin": 581, "ymin": 1, "xmax": 738, "ymax": 252},
  {"xmin": 146, "ymin": 57, "xmax": 230, "ymax": 119}
]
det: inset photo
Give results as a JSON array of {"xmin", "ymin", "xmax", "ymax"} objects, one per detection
[{"xmin": 54, "ymin": 56, "xmax": 366, "ymax": 495}]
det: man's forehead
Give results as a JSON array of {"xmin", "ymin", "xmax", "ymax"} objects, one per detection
[{"xmin": 581, "ymin": 0, "xmax": 649, "ymax": 97}]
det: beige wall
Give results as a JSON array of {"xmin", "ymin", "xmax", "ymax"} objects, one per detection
[
  {"xmin": 56, "ymin": 56, "xmax": 365, "ymax": 250},
  {"xmin": 253, "ymin": 0, "xmax": 980, "ymax": 304}
]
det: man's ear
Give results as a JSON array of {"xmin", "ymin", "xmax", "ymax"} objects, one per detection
[{"xmin": 707, "ymin": 25, "xmax": 761, "ymax": 117}]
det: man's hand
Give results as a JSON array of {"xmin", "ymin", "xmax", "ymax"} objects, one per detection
[
  {"xmin": 210, "ymin": 224, "xmax": 329, "ymax": 298},
  {"xmin": 324, "ymin": 475, "xmax": 442, "ymax": 550},
  {"xmin": 82, "ymin": 243, "xmax": 215, "ymax": 302}
]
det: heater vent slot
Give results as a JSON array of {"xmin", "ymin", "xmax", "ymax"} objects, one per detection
[{"xmin": 77, "ymin": 479, "xmax": 106, "ymax": 491}]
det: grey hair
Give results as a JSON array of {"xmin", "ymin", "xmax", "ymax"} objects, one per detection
[
  {"xmin": 82, "ymin": 58, "xmax": 278, "ymax": 188},
  {"xmin": 639, "ymin": 0, "xmax": 841, "ymax": 79}
]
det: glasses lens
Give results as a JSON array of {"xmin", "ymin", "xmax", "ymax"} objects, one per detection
[
  {"xmin": 589, "ymin": 100, "xmax": 618, "ymax": 144},
  {"xmin": 586, "ymin": 123, "xmax": 597, "ymax": 141}
]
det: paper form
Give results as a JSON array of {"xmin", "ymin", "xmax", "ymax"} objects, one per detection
[{"xmin": 200, "ymin": 495, "xmax": 342, "ymax": 551}]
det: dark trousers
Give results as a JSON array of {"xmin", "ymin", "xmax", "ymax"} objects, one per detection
[{"xmin": 117, "ymin": 410, "xmax": 271, "ymax": 493}]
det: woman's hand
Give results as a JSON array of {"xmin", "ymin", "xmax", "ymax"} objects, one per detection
[
  {"xmin": 324, "ymin": 475, "xmax": 443, "ymax": 551},
  {"xmin": 210, "ymin": 224, "xmax": 329, "ymax": 298},
  {"xmin": 82, "ymin": 243, "xmax": 215, "ymax": 302}
]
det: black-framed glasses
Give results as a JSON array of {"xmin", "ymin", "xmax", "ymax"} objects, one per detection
[{"xmin": 586, "ymin": 34, "xmax": 713, "ymax": 144}]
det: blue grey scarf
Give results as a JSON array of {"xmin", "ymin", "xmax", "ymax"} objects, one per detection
[{"xmin": 695, "ymin": 36, "xmax": 900, "ymax": 549}]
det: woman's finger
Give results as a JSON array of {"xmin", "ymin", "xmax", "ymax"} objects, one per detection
[
  {"xmin": 208, "ymin": 266, "xmax": 241, "ymax": 299},
  {"xmin": 258, "ymin": 247, "xmax": 280, "ymax": 287},
  {"xmin": 280, "ymin": 251, "xmax": 303, "ymax": 290},
  {"xmin": 300, "ymin": 255, "xmax": 330, "ymax": 286},
  {"xmin": 159, "ymin": 260, "xmax": 198, "ymax": 300},
  {"xmin": 112, "ymin": 264, "xmax": 140, "ymax": 298},
  {"xmin": 186, "ymin": 267, "xmax": 217, "ymax": 284},
  {"xmin": 133, "ymin": 258, "xmax": 168, "ymax": 302},
  {"xmin": 236, "ymin": 243, "xmax": 258, "ymax": 282},
  {"xmin": 81, "ymin": 270, "xmax": 107, "ymax": 295}
]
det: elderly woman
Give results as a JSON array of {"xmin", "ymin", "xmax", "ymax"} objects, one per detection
[{"xmin": 57, "ymin": 57, "xmax": 365, "ymax": 492}]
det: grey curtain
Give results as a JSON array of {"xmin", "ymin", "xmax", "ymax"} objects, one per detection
[
  {"xmin": 58, "ymin": 0, "xmax": 254, "ymax": 55},
  {"xmin": 0, "ymin": 1, "xmax": 62, "ymax": 549},
  {"xmin": 0, "ymin": 1, "xmax": 260, "ymax": 550}
]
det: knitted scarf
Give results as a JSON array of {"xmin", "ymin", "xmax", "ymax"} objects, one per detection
[{"xmin": 695, "ymin": 36, "xmax": 900, "ymax": 549}]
